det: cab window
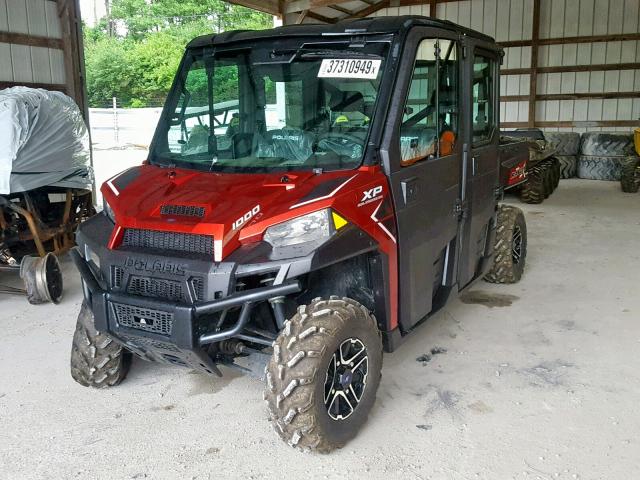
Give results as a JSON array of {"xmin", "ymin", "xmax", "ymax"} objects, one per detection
[
  {"xmin": 399, "ymin": 38, "xmax": 459, "ymax": 166},
  {"xmin": 472, "ymin": 53, "xmax": 495, "ymax": 144},
  {"xmin": 168, "ymin": 60, "xmax": 239, "ymax": 155}
]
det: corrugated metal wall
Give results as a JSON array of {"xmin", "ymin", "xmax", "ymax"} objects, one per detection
[
  {"xmin": 0, "ymin": 0, "xmax": 66, "ymax": 87},
  {"xmin": 370, "ymin": 0, "xmax": 640, "ymax": 132}
]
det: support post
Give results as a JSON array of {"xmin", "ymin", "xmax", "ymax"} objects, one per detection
[
  {"xmin": 429, "ymin": 0, "xmax": 437, "ymax": 18},
  {"xmin": 112, "ymin": 97, "xmax": 119, "ymax": 145},
  {"xmin": 528, "ymin": 0, "xmax": 541, "ymax": 128}
]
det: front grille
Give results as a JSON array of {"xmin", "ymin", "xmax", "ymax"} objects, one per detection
[
  {"xmin": 112, "ymin": 302, "xmax": 173, "ymax": 336},
  {"xmin": 127, "ymin": 276, "xmax": 183, "ymax": 302},
  {"xmin": 120, "ymin": 333, "xmax": 180, "ymax": 353},
  {"xmin": 122, "ymin": 228, "xmax": 214, "ymax": 256},
  {"xmin": 190, "ymin": 277, "xmax": 204, "ymax": 301},
  {"xmin": 111, "ymin": 266, "xmax": 124, "ymax": 288},
  {"xmin": 161, "ymin": 205, "xmax": 205, "ymax": 217}
]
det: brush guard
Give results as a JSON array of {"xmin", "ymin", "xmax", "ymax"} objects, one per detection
[{"xmin": 70, "ymin": 247, "xmax": 301, "ymax": 375}]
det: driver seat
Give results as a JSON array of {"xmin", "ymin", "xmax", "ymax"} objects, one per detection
[
  {"xmin": 256, "ymin": 128, "xmax": 314, "ymax": 163},
  {"xmin": 329, "ymin": 91, "xmax": 369, "ymax": 131}
]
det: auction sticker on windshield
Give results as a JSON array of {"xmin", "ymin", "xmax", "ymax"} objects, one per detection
[{"xmin": 318, "ymin": 59, "xmax": 381, "ymax": 79}]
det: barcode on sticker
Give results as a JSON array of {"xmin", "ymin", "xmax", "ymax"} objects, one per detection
[{"xmin": 318, "ymin": 59, "xmax": 381, "ymax": 79}]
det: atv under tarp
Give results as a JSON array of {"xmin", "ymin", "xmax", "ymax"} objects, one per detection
[{"xmin": 0, "ymin": 87, "xmax": 92, "ymax": 195}]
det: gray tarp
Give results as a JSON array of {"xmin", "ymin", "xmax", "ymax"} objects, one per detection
[{"xmin": 0, "ymin": 87, "xmax": 92, "ymax": 194}]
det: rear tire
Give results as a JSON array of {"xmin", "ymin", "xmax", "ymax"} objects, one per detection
[
  {"xmin": 70, "ymin": 302, "xmax": 132, "ymax": 388},
  {"xmin": 484, "ymin": 205, "xmax": 527, "ymax": 284},
  {"xmin": 520, "ymin": 165, "xmax": 545, "ymax": 204},
  {"xmin": 542, "ymin": 162, "xmax": 554, "ymax": 197},
  {"xmin": 620, "ymin": 157, "xmax": 640, "ymax": 193},
  {"xmin": 557, "ymin": 155, "xmax": 577, "ymax": 179},
  {"xmin": 264, "ymin": 297, "xmax": 382, "ymax": 453},
  {"xmin": 551, "ymin": 159, "xmax": 560, "ymax": 189}
]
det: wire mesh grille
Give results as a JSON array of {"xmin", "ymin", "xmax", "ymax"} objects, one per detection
[
  {"xmin": 127, "ymin": 276, "xmax": 183, "ymax": 302},
  {"xmin": 111, "ymin": 266, "xmax": 124, "ymax": 288},
  {"xmin": 112, "ymin": 302, "xmax": 173, "ymax": 336},
  {"xmin": 122, "ymin": 228, "xmax": 214, "ymax": 256},
  {"xmin": 160, "ymin": 205, "xmax": 205, "ymax": 218}
]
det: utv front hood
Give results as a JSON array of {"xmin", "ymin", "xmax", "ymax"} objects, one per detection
[{"xmin": 102, "ymin": 165, "xmax": 359, "ymax": 261}]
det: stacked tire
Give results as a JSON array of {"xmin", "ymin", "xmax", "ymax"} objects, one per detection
[
  {"xmin": 577, "ymin": 132, "xmax": 639, "ymax": 181},
  {"xmin": 545, "ymin": 132, "xmax": 580, "ymax": 178}
]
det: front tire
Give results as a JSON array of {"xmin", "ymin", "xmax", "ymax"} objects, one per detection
[
  {"xmin": 484, "ymin": 205, "xmax": 527, "ymax": 284},
  {"xmin": 264, "ymin": 297, "xmax": 382, "ymax": 453},
  {"xmin": 620, "ymin": 157, "xmax": 640, "ymax": 193},
  {"xmin": 70, "ymin": 302, "xmax": 132, "ymax": 388}
]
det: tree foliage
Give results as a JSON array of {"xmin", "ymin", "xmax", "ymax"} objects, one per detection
[{"xmin": 84, "ymin": 0, "xmax": 271, "ymax": 107}]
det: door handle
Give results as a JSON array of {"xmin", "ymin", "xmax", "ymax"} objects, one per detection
[
  {"xmin": 472, "ymin": 156, "xmax": 477, "ymax": 176},
  {"xmin": 400, "ymin": 177, "xmax": 419, "ymax": 205}
]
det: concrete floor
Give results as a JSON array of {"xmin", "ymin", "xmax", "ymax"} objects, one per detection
[{"xmin": 1, "ymin": 180, "xmax": 639, "ymax": 479}]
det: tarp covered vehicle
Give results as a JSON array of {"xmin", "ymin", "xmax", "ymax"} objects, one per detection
[{"xmin": 0, "ymin": 87, "xmax": 94, "ymax": 303}]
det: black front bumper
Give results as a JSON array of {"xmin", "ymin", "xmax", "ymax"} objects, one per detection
[{"xmin": 71, "ymin": 247, "xmax": 300, "ymax": 375}]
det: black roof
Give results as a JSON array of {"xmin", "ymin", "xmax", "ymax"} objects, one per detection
[{"xmin": 187, "ymin": 15, "xmax": 496, "ymax": 49}]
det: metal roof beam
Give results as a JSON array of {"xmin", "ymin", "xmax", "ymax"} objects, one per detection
[
  {"xmin": 227, "ymin": 0, "xmax": 280, "ymax": 16},
  {"xmin": 306, "ymin": 10, "xmax": 339, "ymax": 23},
  {"xmin": 283, "ymin": 0, "xmax": 356, "ymax": 14}
]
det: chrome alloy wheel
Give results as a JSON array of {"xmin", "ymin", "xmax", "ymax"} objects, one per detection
[{"xmin": 324, "ymin": 338, "xmax": 369, "ymax": 421}]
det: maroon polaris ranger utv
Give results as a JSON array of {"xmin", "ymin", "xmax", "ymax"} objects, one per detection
[{"xmin": 70, "ymin": 16, "xmax": 528, "ymax": 452}]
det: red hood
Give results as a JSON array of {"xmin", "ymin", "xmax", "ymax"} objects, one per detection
[{"xmin": 102, "ymin": 165, "xmax": 364, "ymax": 260}]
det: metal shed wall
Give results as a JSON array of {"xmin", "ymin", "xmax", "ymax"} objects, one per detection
[
  {"xmin": 0, "ymin": 0, "xmax": 87, "ymax": 117},
  {"xmin": 370, "ymin": 0, "xmax": 640, "ymax": 132}
]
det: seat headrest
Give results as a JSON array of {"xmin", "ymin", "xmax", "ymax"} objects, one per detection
[{"xmin": 330, "ymin": 91, "xmax": 364, "ymax": 112}]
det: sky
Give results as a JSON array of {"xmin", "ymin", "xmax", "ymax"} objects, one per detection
[{"xmin": 79, "ymin": 0, "xmax": 106, "ymax": 27}]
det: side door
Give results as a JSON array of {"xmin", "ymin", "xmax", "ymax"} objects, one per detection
[
  {"xmin": 457, "ymin": 46, "xmax": 501, "ymax": 287},
  {"xmin": 384, "ymin": 31, "xmax": 463, "ymax": 332}
]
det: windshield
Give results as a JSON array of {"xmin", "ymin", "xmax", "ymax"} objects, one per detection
[{"xmin": 150, "ymin": 42, "xmax": 388, "ymax": 173}]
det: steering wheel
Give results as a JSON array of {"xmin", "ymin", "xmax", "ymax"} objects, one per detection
[{"xmin": 314, "ymin": 131, "xmax": 365, "ymax": 160}]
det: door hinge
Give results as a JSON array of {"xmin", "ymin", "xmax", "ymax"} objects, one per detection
[{"xmin": 454, "ymin": 198, "xmax": 467, "ymax": 220}]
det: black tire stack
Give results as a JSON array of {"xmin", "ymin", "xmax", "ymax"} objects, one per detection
[
  {"xmin": 577, "ymin": 132, "xmax": 639, "ymax": 181},
  {"xmin": 545, "ymin": 132, "xmax": 580, "ymax": 178}
]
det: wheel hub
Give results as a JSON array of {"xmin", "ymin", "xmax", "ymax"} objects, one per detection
[
  {"xmin": 339, "ymin": 370, "xmax": 354, "ymax": 388},
  {"xmin": 324, "ymin": 338, "xmax": 368, "ymax": 421}
]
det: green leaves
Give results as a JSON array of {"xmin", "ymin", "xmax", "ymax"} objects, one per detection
[{"xmin": 84, "ymin": 1, "xmax": 271, "ymax": 107}]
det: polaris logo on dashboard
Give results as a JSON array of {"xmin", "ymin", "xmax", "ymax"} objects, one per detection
[
  {"xmin": 232, "ymin": 205, "xmax": 260, "ymax": 230},
  {"xmin": 358, "ymin": 186, "xmax": 383, "ymax": 207},
  {"xmin": 124, "ymin": 257, "xmax": 187, "ymax": 276}
]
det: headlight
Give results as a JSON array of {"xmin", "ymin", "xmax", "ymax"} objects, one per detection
[
  {"xmin": 102, "ymin": 197, "xmax": 116, "ymax": 223},
  {"xmin": 264, "ymin": 209, "xmax": 339, "ymax": 248}
]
